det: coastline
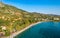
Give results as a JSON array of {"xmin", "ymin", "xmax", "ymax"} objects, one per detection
[{"xmin": 5, "ymin": 21, "xmax": 42, "ymax": 38}]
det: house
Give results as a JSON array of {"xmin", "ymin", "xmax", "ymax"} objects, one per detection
[
  {"xmin": 2, "ymin": 16, "xmax": 5, "ymax": 19},
  {"xmin": 0, "ymin": 32, "xmax": 5, "ymax": 36},
  {"xmin": 54, "ymin": 18, "xmax": 60, "ymax": 20},
  {"xmin": 1, "ymin": 26, "xmax": 6, "ymax": 30}
]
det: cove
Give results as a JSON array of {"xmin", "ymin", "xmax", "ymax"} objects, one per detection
[{"xmin": 14, "ymin": 21, "xmax": 60, "ymax": 38}]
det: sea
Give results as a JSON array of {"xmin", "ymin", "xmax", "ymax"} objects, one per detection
[{"xmin": 14, "ymin": 21, "xmax": 60, "ymax": 38}]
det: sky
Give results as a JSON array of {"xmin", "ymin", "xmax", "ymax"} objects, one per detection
[{"xmin": 1, "ymin": 0, "xmax": 60, "ymax": 15}]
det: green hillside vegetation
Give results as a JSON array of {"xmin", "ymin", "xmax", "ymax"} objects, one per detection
[{"xmin": 0, "ymin": 2, "xmax": 60, "ymax": 36}]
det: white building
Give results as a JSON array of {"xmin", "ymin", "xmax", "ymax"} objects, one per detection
[
  {"xmin": 1, "ymin": 26, "xmax": 6, "ymax": 30},
  {"xmin": 54, "ymin": 18, "xmax": 59, "ymax": 20}
]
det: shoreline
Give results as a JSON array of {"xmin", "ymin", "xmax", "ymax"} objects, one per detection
[{"xmin": 5, "ymin": 21, "xmax": 42, "ymax": 38}]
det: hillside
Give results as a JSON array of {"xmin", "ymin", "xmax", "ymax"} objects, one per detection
[{"xmin": 0, "ymin": 2, "xmax": 60, "ymax": 37}]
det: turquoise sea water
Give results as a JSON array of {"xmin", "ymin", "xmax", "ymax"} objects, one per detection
[{"xmin": 14, "ymin": 22, "xmax": 60, "ymax": 38}]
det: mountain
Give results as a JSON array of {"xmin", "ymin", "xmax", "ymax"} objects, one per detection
[
  {"xmin": 0, "ymin": 2, "xmax": 60, "ymax": 37},
  {"xmin": 0, "ymin": 2, "xmax": 42, "ymax": 36}
]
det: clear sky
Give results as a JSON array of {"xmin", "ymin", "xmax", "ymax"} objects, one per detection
[{"xmin": 1, "ymin": 0, "xmax": 60, "ymax": 15}]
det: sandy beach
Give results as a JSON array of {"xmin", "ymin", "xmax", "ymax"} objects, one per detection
[{"xmin": 5, "ymin": 22, "xmax": 42, "ymax": 38}]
